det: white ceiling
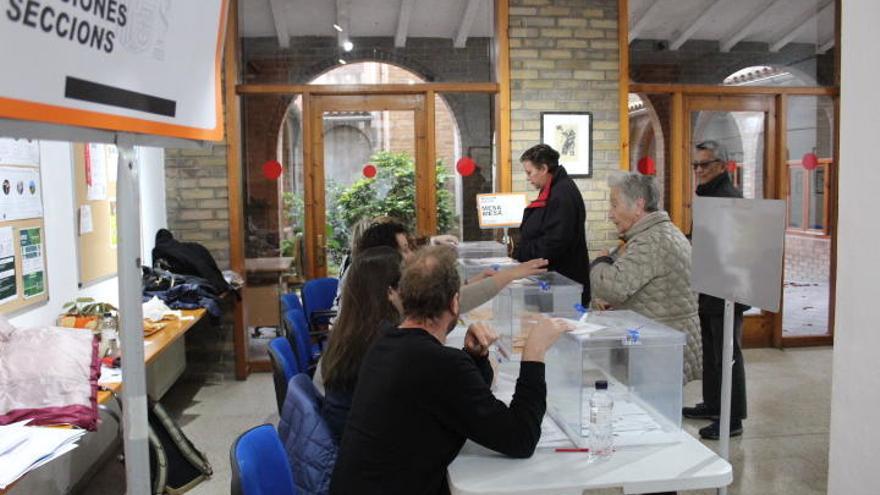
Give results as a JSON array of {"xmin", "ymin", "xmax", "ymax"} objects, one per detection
[
  {"xmin": 240, "ymin": 0, "xmax": 494, "ymax": 42},
  {"xmin": 630, "ymin": 0, "xmax": 835, "ymax": 51},
  {"xmin": 238, "ymin": 0, "xmax": 834, "ymax": 52}
]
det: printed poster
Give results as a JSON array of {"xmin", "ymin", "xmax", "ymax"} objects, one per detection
[
  {"xmin": 19, "ymin": 227, "xmax": 45, "ymax": 299},
  {"xmin": 86, "ymin": 143, "xmax": 108, "ymax": 201},
  {"xmin": 0, "ymin": 138, "xmax": 39, "ymax": 166},
  {"xmin": 0, "ymin": 166, "xmax": 43, "ymax": 221},
  {"xmin": 0, "ymin": 226, "xmax": 15, "ymax": 304}
]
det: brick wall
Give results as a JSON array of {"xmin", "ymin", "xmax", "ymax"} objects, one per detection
[
  {"xmin": 164, "ymin": 144, "xmax": 231, "ymax": 269},
  {"xmin": 509, "ymin": 0, "xmax": 621, "ymax": 253},
  {"xmin": 630, "ymin": 40, "xmax": 835, "ymax": 86},
  {"xmin": 785, "ymin": 234, "xmax": 831, "ymax": 284}
]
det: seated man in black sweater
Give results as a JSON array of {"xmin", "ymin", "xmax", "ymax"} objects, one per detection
[{"xmin": 330, "ymin": 246, "xmax": 570, "ymax": 495}]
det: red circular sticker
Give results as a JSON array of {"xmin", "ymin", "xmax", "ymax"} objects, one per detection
[
  {"xmin": 262, "ymin": 160, "xmax": 282, "ymax": 180},
  {"xmin": 802, "ymin": 152, "xmax": 819, "ymax": 171},
  {"xmin": 636, "ymin": 156, "xmax": 655, "ymax": 175},
  {"xmin": 363, "ymin": 164, "xmax": 377, "ymax": 178},
  {"xmin": 456, "ymin": 157, "xmax": 476, "ymax": 177}
]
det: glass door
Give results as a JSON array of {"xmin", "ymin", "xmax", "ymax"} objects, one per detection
[
  {"xmin": 780, "ymin": 95, "xmax": 836, "ymax": 345},
  {"xmin": 684, "ymin": 95, "xmax": 778, "ymax": 348},
  {"xmin": 306, "ymin": 94, "xmax": 432, "ymax": 278}
]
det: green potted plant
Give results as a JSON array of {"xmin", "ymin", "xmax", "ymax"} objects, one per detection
[{"xmin": 58, "ymin": 297, "xmax": 118, "ymax": 331}]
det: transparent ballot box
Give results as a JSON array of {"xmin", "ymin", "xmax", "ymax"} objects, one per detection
[
  {"xmin": 456, "ymin": 241, "xmax": 508, "ymax": 259},
  {"xmin": 545, "ymin": 310, "xmax": 685, "ymax": 448},
  {"xmin": 493, "ymin": 272, "xmax": 582, "ymax": 357},
  {"xmin": 458, "ymin": 257, "xmax": 519, "ymax": 282}
]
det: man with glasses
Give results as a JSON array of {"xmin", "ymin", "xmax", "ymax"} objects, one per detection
[{"xmin": 683, "ymin": 140, "xmax": 749, "ymax": 440}]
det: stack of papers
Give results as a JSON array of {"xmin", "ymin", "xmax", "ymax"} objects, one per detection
[{"xmin": 0, "ymin": 421, "xmax": 85, "ymax": 489}]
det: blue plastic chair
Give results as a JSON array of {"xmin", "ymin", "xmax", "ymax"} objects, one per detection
[
  {"xmin": 230, "ymin": 424, "xmax": 297, "ymax": 495},
  {"xmin": 268, "ymin": 337, "xmax": 299, "ymax": 414},
  {"xmin": 280, "ymin": 292, "xmax": 304, "ymax": 313},
  {"xmin": 278, "ymin": 374, "xmax": 338, "ymax": 495},
  {"xmin": 285, "ymin": 309, "xmax": 320, "ymax": 375},
  {"xmin": 301, "ymin": 277, "xmax": 339, "ymax": 328}
]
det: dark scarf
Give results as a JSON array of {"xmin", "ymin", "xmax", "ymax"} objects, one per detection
[{"xmin": 695, "ymin": 172, "xmax": 733, "ymax": 197}]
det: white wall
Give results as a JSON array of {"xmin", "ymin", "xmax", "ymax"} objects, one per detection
[
  {"xmin": 828, "ymin": 1, "xmax": 880, "ymax": 493},
  {"xmin": 137, "ymin": 146, "xmax": 167, "ymax": 265},
  {"xmin": 6, "ymin": 142, "xmax": 167, "ymax": 329}
]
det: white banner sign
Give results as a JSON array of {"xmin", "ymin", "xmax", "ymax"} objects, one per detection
[
  {"xmin": 477, "ymin": 193, "xmax": 527, "ymax": 229},
  {"xmin": 0, "ymin": 0, "xmax": 227, "ymax": 141}
]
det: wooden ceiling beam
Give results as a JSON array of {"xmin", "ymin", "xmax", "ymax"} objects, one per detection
[
  {"xmin": 455, "ymin": 0, "xmax": 481, "ymax": 48},
  {"xmin": 395, "ymin": 0, "xmax": 416, "ymax": 47}
]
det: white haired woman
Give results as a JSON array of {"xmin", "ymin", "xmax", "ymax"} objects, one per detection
[{"xmin": 590, "ymin": 172, "xmax": 702, "ymax": 383}]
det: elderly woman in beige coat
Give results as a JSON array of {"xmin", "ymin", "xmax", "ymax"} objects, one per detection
[{"xmin": 590, "ymin": 173, "xmax": 702, "ymax": 382}]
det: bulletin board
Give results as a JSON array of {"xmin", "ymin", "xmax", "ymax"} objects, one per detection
[
  {"xmin": 0, "ymin": 138, "xmax": 49, "ymax": 313},
  {"xmin": 73, "ymin": 143, "xmax": 118, "ymax": 286}
]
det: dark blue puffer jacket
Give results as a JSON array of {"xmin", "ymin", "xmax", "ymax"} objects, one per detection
[{"xmin": 277, "ymin": 374, "xmax": 338, "ymax": 495}]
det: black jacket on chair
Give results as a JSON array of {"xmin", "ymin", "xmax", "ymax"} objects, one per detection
[{"xmin": 513, "ymin": 166, "xmax": 590, "ymax": 303}]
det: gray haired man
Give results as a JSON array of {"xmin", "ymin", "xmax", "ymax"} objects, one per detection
[{"xmin": 683, "ymin": 140, "xmax": 749, "ymax": 440}]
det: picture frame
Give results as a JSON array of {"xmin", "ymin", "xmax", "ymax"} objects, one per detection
[{"xmin": 540, "ymin": 111, "xmax": 593, "ymax": 177}]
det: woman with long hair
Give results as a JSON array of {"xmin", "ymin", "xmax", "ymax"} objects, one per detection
[{"xmin": 320, "ymin": 246, "xmax": 404, "ymax": 441}]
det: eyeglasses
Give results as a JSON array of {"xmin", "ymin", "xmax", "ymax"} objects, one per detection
[{"xmin": 692, "ymin": 159, "xmax": 721, "ymax": 170}]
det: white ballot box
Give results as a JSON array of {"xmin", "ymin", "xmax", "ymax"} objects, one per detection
[
  {"xmin": 456, "ymin": 241, "xmax": 508, "ymax": 260},
  {"xmin": 545, "ymin": 310, "xmax": 685, "ymax": 448}
]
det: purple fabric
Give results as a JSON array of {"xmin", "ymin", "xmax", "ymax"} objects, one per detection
[{"xmin": 0, "ymin": 323, "xmax": 100, "ymax": 430}]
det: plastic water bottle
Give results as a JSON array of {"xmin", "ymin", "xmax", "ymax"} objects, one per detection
[{"xmin": 589, "ymin": 380, "xmax": 614, "ymax": 460}]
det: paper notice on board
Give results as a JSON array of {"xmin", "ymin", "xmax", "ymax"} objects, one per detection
[
  {"xmin": 109, "ymin": 202, "xmax": 117, "ymax": 247},
  {"xmin": 0, "ymin": 167, "xmax": 43, "ymax": 221},
  {"xmin": 79, "ymin": 205, "xmax": 93, "ymax": 234},
  {"xmin": 86, "ymin": 144, "xmax": 108, "ymax": 201},
  {"xmin": 0, "ymin": 227, "xmax": 15, "ymax": 304},
  {"xmin": 106, "ymin": 146, "xmax": 118, "ymax": 183},
  {"xmin": 0, "ymin": 138, "xmax": 39, "ymax": 166},
  {"xmin": 19, "ymin": 227, "xmax": 44, "ymax": 299}
]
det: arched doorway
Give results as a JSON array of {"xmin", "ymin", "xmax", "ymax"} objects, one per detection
[{"xmin": 274, "ymin": 62, "xmax": 471, "ymax": 276}]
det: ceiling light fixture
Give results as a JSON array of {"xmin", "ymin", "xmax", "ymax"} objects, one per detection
[
  {"xmin": 333, "ymin": 24, "xmax": 343, "ymax": 32},
  {"xmin": 343, "ymin": 40, "xmax": 354, "ymax": 52}
]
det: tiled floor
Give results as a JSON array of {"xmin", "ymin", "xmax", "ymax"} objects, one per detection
[{"xmin": 82, "ymin": 346, "xmax": 832, "ymax": 494}]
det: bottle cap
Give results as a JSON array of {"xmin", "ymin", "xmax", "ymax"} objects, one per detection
[{"xmin": 595, "ymin": 380, "xmax": 608, "ymax": 390}]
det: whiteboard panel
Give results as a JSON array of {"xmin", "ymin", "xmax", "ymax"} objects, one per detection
[{"xmin": 691, "ymin": 197, "xmax": 786, "ymax": 312}]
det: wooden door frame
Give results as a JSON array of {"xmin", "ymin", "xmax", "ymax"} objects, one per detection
[
  {"xmin": 306, "ymin": 93, "xmax": 432, "ymax": 278},
  {"xmin": 682, "ymin": 94, "xmax": 779, "ymax": 348}
]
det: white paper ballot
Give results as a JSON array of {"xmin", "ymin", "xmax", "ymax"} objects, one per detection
[{"xmin": 79, "ymin": 205, "xmax": 93, "ymax": 234}]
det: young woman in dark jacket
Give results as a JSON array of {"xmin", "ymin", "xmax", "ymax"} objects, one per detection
[
  {"xmin": 320, "ymin": 246, "xmax": 403, "ymax": 442},
  {"xmin": 513, "ymin": 144, "xmax": 590, "ymax": 304}
]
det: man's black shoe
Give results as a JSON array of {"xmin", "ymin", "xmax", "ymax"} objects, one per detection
[
  {"xmin": 699, "ymin": 419, "xmax": 743, "ymax": 440},
  {"xmin": 682, "ymin": 403, "xmax": 719, "ymax": 420}
]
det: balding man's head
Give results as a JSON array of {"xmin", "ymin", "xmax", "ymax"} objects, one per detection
[{"xmin": 399, "ymin": 246, "xmax": 460, "ymax": 321}]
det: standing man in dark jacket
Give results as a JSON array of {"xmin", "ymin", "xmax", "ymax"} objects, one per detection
[
  {"xmin": 513, "ymin": 144, "xmax": 590, "ymax": 304},
  {"xmin": 683, "ymin": 140, "xmax": 749, "ymax": 440}
]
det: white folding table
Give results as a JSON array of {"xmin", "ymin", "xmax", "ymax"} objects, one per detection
[
  {"xmin": 448, "ymin": 431, "xmax": 731, "ymax": 494},
  {"xmin": 444, "ymin": 326, "xmax": 732, "ymax": 495}
]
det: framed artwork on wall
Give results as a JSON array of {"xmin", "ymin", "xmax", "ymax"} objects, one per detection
[{"xmin": 540, "ymin": 112, "xmax": 593, "ymax": 177}]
